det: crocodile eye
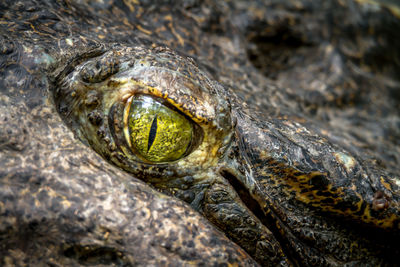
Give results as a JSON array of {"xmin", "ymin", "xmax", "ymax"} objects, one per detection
[
  {"xmin": 54, "ymin": 45, "xmax": 232, "ymax": 177},
  {"xmin": 124, "ymin": 95, "xmax": 193, "ymax": 163}
]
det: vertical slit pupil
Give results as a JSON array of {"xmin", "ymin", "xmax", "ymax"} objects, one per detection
[{"xmin": 147, "ymin": 115, "xmax": 158, "ymax": 152}]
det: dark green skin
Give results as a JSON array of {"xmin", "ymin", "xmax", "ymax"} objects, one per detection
[{"xmin": 1, "ymin": 0, "xmax": 400, "ymax": 266}]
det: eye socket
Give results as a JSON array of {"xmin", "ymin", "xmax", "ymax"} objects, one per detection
[
  {"xmin": 54, "ymin": 46, "xmax": 232, "ymax": 178},
  {"xmin": 124, "ymin": 95, "xmax": 194, "ymax": 163}
]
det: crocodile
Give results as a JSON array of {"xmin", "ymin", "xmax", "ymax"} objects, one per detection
[{"xmin": 1, "ymin": 0, "xmax": 399, "ymax": 266}]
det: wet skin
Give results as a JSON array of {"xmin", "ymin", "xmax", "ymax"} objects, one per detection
[{"xmin": 1, "ymin": 0, "xmax": 400, "ymax": 266}]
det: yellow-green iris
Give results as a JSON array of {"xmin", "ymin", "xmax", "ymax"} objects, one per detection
[{"xmin": 126, "ymin": 95, "xmax": 193, "ymax": 162}]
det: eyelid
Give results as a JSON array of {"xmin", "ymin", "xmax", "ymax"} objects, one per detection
[
  {"xmin": 109, "ymin": 67, "xmax": 216, "ymax": 125},
  {"xmin": 123, "ymin": 94, "xmax": 134, "ymax": 148}
]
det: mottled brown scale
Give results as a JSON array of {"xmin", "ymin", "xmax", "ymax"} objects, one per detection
[
  {"xmin": 80, "ymin": 52, "xmax": 120, "ymax": 83},
  {"xmin": 1, "ymin": 0, "xmax": 400, "ymax": 266},
  {"xmin": 372, "ymin": 191, "xmax": 390, "ymax": 211}
]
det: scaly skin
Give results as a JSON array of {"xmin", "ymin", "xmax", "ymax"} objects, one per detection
[{"xmin": 1, "ymin": 0, "xmax": 400, "ymax": 266}]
